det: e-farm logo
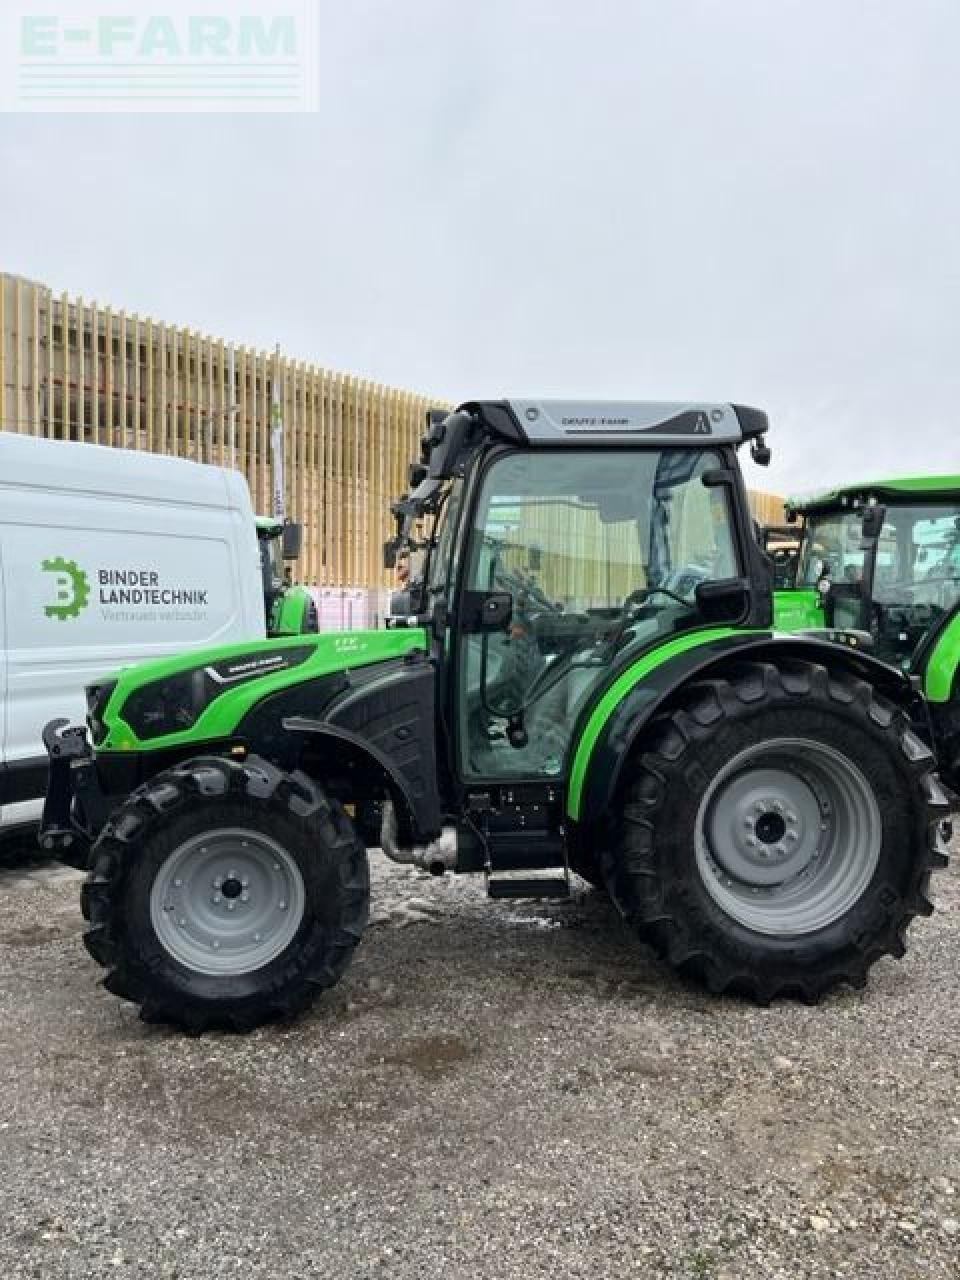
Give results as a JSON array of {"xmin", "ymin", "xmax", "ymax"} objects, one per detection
[
  {"xmin": 41, "ymin": 556, "xmax": 91, "ymax": 621},
  {"xmin": 0, "ymin": 2, "xmax": 319, "ymax": 114}
]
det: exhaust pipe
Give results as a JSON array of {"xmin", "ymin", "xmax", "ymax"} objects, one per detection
[{"xmin": 380, "ymin": 797, "xmax": 457, "ymax": 875}]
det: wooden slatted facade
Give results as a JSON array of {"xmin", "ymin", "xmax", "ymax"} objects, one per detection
[
  {"xmin": 0, "ymin": 273, "xmax": 784, "ymax": 587},
  {"xmin": 0, "ymin": 273, "xmax": 435, "ymax": 588}
]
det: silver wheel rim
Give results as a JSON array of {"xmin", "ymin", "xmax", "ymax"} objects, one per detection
[
  {"xmin": 694, "ymin": 737, "xmax": 882, "ymax": 936},
  {"xmin": 149, "ymin": 828, "xmax": 306, "ymax": 976}
]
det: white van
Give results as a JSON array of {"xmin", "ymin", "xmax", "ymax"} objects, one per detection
[{"xmin": 0, "ymin": 432, "xmax": 266, "ymax": 832}]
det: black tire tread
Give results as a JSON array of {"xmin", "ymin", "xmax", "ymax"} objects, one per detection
[
  {"xmin": 600, "ymin": 659, "xmax": 950, "ymax": 1004},
  {"xmin": 81, "ymin": 754, "xmax": 368, "ymax": 1032}
]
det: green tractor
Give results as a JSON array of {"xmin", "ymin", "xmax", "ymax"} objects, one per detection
[
  {"xmin": 773, "ymin": 476, "xmax": 960, "ymax": 794},
  {"xmin": 40, "ymin": 401, "xmax": 950, "ymax": 1032},
  {"xmin": 256, "ymin": 516, "xmax": 319, "ymax": 636}
]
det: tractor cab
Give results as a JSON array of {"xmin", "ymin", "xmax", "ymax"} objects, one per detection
[
  {"xmin": 776, "ymin": 478, "xmax": 960, "ymax": 673},
  {"xmin": 385, "ymin": 400, "xmax": 773, "ymax": 788}
]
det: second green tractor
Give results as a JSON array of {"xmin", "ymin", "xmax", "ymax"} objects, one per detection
[{"xmin": 774, "ymin": 475, "xmax": 960, "ymax": 794}]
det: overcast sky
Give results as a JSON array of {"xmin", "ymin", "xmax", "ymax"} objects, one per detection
[{"xmin": 1, "ymin": 0, "xmax": 957, "ymax": 494}]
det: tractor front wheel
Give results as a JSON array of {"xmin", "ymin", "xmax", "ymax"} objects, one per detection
[
  {"xmin": 603, "ymin": 660, "xmax": 950, "ymax": 1003},
  {"xmin": 81, "ymin": 755, "xmax": 368, "ymax": 1032}
]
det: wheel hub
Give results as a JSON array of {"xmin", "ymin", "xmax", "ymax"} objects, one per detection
[
  {"xmin": 150, "ymin": 829, "xmax": 306, "ymax": 976},
  {"xmin": 706, "ymin": 766, "xmax": 824, "ymax": 887},
  {"xmin": 695, "ymin": 738, "xmax": 882, "ymax": 936}
]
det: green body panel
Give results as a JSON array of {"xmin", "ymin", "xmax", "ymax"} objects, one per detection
[
  {"xmin": 99, "ymin": 628, "xmax": 428, "ymax": 753},
  {"xmin": 566, "ymin": 626, "xmax": 760, "ymax": 821},
  {"xmin": 271, "ymin": 584, "xmax": 314, "ymax": 636},
  {"xmin": 924, "ymin": 613, "xmax": 960, "ymax": 703},
  {"xmin": 773, "ymin": 588, "xmax": 823, "ymax": 631}
]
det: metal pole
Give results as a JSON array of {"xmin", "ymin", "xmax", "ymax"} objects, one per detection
[
  {"xmin": 227, "ymin": 344, "xmax": 236, "ymax": 467},
  {"xmin": 270, "ymin": 342, "xmax": 285, "ymax": 521}
]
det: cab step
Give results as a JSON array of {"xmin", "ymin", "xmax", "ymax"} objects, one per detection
[{"xmin": 487, "ymin": 871, "xmax": 570, "ymax": 900}]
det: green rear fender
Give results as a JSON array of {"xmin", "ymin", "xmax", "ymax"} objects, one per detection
[
  {"xmin": 97, "ymin": 628, "xmax": 428, "ymax": 753},
  {"xmin": 566, "ymin": 630, "xmax": 916, "ymax": 826},
  {"xmin": 773, "ymin": 588, "xmax": 824, "ymax": 631}
]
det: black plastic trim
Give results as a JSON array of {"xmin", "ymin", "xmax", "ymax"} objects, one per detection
[{"xmin": 0, "ymin": 756, "xmax": 48, "ymax": 806}]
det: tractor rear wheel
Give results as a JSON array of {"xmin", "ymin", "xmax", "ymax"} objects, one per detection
[
  {"xmin": 81, "ymin": 755, "xmax": 368, "ymax": 1032},
  {"xmin": 603, "ymin": 660, "xmax": 950, "ymax": 1003}
]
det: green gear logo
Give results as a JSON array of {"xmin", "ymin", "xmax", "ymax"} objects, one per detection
[{"xmin": 42, "ymin": 557, "xmax": 91, "ymax": 621}]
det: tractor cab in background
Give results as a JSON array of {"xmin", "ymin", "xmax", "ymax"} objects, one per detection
[
  {"xmin": 775, "ymin": 476, "xmax": 960, "ymax": 789},
  {"xmin": 255, "ymin": 517, "xmax": 319, "ymax": 636}
]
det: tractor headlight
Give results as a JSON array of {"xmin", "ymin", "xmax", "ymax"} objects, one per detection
[
  {"xmin": 122, "ymin": 669, "xmax": 213, "ymax": 742},
  {"xmin": 86, "ymin": 678, "xmax": 118, "ymax": 746}
]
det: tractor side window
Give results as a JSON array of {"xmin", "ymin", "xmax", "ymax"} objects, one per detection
[{"xmin": 458, "ymin": 448, "xmax": 740, "ymax": 780}]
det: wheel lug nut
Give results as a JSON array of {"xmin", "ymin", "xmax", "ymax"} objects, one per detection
[
  {"xmin": 241, "ymin": 892, "xmax": 250, "ymax": 903},
  {"xmin": 213, "ymin": 893, "xmax": 222, "ymax": 904},
  {"xmin": 279, "ymin": 901, "xmax": 287, "ymax": 910},
  {"xmin": 254, "ymin": 933, "xmax": 261, "ymax": 942},
  {"xmin": 227, "ymin": 902, "xmax": 236, "ymax": 912},
  {"xmin": 178, "ymin": 918, "xmax": 187, "ymax": 927},
  {"xmin": 241, "ymin": 878, "xmax": 250, "ymax": 889},
  {"xmin": 174, "ymin": 878, "xmax": 183, "ymax": 888},
  {"xmin": 212, "ymin": 941, "xmax": 220, "ymax": 949}
]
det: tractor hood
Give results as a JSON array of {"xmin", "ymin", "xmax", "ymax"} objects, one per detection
[{"xmin": 89, "ymin": 629, "xmax": 428, "ymax": 753}]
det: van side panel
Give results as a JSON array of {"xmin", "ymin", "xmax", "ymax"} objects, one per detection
[{"xmin": 0, "ymin": 435, "xmax": 267, "ymax": 813}]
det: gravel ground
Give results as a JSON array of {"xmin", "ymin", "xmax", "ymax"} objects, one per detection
[{"xmin": 1, "ymin": 831, "xmax": 958, "ymax": 1280}]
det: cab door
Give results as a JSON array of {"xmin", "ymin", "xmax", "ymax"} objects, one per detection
[{"xmin": 453, "ymin": 446, "xmax": 742, "ymax": 784}]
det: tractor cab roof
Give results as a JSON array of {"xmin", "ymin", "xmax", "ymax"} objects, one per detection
[
  {"xmin": 788, "ymin": 474, "xmax": 960, "ymax": 518},
  {"xmin": 461, "ymin": 399, "xmax": 768, "ymax": 448}
]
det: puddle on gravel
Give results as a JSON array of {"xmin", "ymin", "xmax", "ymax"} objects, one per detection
[
  {"xmin": 371, "ymin": 1034, "xmax": 475, "ymax": 1076},
  {"xmin": 1, "ymin": 920, "xmax": 83, "ymax": 947}
]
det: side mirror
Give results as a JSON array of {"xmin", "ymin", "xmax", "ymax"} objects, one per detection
[
  {"xmin": 281, "ymin": 521, "xmax": 303, "ymax": 561},
  {"xmin": 383, "ymin": 539, "xmax": 399, "ymax": 570},
  {"xmin": 462, "ymin": 590, "xmax": 513, "ymax": 632},
  {"xmin": 861, "ymin": 504, "xmax": 887, "ymax": 541},
  {"xmin": 694, "ymin": 576, "xmax": 750, "ymax": 622}
]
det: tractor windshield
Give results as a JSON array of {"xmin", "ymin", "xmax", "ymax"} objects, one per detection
[
  {"xmin": 801, "ymin": 501, "xmax": 960, "ymax": 665},
  {"xmin": 458, "ymin": 447, "xmax": 740, "ymax": 779}
]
